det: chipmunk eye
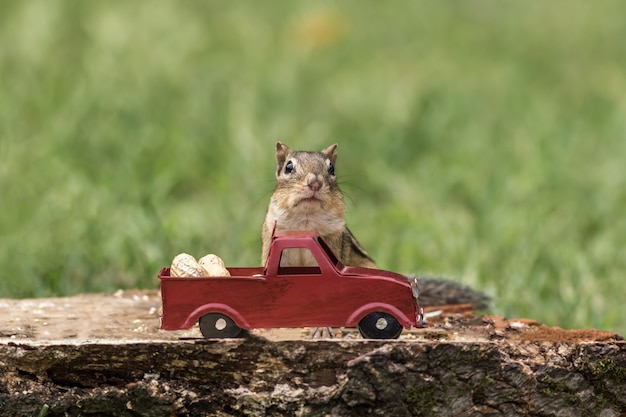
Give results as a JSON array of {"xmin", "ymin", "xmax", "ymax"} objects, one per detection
[
  {"xmin": 328, "ymin": 162, "xmax": 335, "ymax": 176},
  {"xmin": 284, "ymin": 161, "xmax": 295, "ymax": 174}
]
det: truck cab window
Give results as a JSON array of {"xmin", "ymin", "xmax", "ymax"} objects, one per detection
[{"xmin": 278, "ymin": 248, "xmax": 321, "ymax": 275}]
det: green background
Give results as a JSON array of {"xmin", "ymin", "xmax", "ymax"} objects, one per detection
[{"xmin": 1, "ymin": 1, "xmax": 625, "ymax": 335}]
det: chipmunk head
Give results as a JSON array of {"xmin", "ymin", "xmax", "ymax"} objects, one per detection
[{"xmin": 272, "ymin": 141, "xmax": 343, "ymax": 216}]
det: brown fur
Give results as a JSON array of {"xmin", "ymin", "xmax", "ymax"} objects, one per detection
[{"xmin": 262, "ymin": 142, "xmax": 376, "ymax": 268}]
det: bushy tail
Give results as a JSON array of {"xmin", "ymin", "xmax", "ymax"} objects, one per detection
[{"xmin": 416, "ymin": 277, "xmax": 490, "ymax": 310}]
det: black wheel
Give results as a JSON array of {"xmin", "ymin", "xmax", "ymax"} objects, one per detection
[
  {"xmin": 199, "ymin": 313, "xmax": 243, "ymax": 338},
  {"xmin": 358, "ymin": 312, "xmax": 403, "ymax": 339}
]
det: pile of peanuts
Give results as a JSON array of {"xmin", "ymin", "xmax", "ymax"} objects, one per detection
[{"xmin": 170, "ymin": 253, "xmax": 230, "ymax": 277}]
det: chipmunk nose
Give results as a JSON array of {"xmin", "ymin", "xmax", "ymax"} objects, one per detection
[{"xmin": 307, "ymin": 174, "xmax": 322, "ymax": 191}]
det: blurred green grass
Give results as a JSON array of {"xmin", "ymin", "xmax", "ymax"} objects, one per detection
[{"xmin": 1, "ymin": 1, "xmax": 625, "ymax": 334}]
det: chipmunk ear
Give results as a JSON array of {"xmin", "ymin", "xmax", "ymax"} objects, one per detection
[
  {"xmin": 275, "ymin": 142, "xmax": 291, "ymax": 176},
  {"xmin": 322, "ymin": 143, "xmax": 338, "ymax": 165}
]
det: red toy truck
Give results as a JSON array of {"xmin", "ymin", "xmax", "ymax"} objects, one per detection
[{"xmin": 158, "ymin": 230, "xmax": 425, "ymax": 339}]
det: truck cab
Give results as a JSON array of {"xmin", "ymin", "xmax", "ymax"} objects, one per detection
[{"xmin": 159, "ymin": 231, "xmax": 425, "ymax": 339}]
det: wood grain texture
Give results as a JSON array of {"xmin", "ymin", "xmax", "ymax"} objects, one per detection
[
  {"xmin": 1, "ymin": 337, "xmax": 625, "ymax": 416},
  {"xmin": 0, "ymin": 291, "xmax": 623, "ymax": 416}
]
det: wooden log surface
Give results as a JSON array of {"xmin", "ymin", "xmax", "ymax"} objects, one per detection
[{"xmin": 0, "ymin": 290, "xmax": 624, "ymax": 416}]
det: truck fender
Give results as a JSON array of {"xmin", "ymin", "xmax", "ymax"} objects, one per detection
[
  {"xmin": 346, "ymin": 303, "xmax": 413, "ymax": 328},
  {"xmin": 184, "ymin": 303, "xmax": 251, "ymax": 330}
]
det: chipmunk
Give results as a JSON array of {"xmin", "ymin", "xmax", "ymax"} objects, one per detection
[
  {"xmin": 262, "ymin": 142, "xmax": 376, "ymax": 269},
  {"xmin": 261, "ymin": 142, "xmax": 489, "ymax": 328}
]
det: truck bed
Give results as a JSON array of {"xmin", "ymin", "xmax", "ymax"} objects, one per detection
[{"xmin": 158, "ymin": 266, "xmax": 265, "ymax": 280}]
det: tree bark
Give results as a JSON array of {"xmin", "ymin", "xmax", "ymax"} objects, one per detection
[
  {"xmin": 1, "ymin": 338, "xmax": 625, "ymax": 416},
  {"xmin": 0, "ymin": 291, "xmax": 624, "ymax": 416}
]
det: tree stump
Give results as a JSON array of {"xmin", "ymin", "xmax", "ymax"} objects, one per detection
[{"xmin": 0, "ymin": 290, "xmax": 624, "ymax": 416}]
